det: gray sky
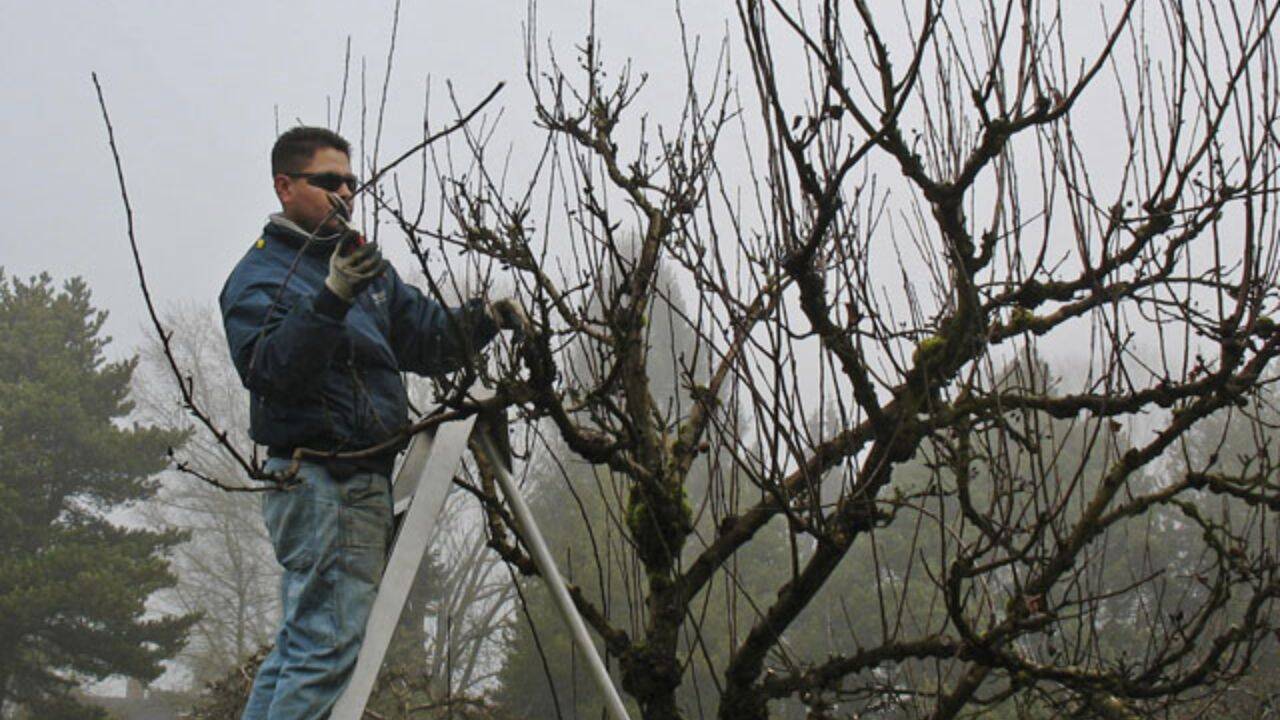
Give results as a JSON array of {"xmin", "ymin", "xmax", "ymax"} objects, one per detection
[
  {"xmin": 2, "ymin": 0, "xmax": 729, "ymax": 358},
  {"xmin": 1, "ymin": 0, "xmax": 1186, "ymax": 388}
]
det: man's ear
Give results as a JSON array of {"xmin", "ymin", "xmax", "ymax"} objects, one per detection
[{"xmin": 273, "ymin": 174, "xmax": 293, "ymax": 205}]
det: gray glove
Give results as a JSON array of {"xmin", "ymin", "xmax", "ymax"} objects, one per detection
[
  {"xmin": 487, "ymin": 298, "xmax": 533, "ymax": 338},
  {"xmin": 326, "ymin": 238, "xmax": 387, "ymax": 302}
]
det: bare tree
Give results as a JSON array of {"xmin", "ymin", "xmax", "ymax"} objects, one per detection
[
  {"xmin": 108, "ymin": 0, "xmax": 1280, "ymax": 717},
  {"xmin": 401, "ymin": 1, "xmax": 1280, "ymax": 718},
  {"xmin": 133, "ymin": 304, "xmax": 280, "ymax": 686}
]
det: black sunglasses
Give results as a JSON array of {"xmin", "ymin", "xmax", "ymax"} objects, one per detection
[{"xmin": 287, "ymin": 171, "xmax": 360, "ymax": 192}]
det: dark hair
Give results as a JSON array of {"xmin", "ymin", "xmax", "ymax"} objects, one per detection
[{"xmin": 271, "ymin": 126, "xmax": 351, "ymax": 175}]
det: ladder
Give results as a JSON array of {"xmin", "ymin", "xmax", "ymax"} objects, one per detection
[{"xmin": 330, "ymin": 390, "xmax": 633, "ymax": 720}]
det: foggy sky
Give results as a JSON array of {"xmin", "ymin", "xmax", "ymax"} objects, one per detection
[
  {"xmin": 1, "ymin": 0, "xmax": 732, "ymax": 358},
  {"xmin": 3, "ymin": 0, "xmax": 1149, "ymax": 387}
]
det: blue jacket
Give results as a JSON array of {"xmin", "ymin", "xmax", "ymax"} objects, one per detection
[{"xmin": 219, "ymin": 217, "xmax": 497, "ymax": 454}]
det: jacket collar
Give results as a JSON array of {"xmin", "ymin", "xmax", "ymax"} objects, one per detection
[{"xmin": 263, "ymin": 213, "xmax": 340, "ymax": 257}]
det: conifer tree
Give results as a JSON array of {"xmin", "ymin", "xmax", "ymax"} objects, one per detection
[{"xmin": 0, "ymin": 271, "xmax": 194, "ymax": 718}]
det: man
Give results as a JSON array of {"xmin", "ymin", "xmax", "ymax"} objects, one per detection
[{"xmin": 220, "ymin": 127, "xmax": 525, "ymax": 719}]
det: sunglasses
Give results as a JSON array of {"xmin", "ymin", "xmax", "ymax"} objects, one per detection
[{"xmin": 286, "ymin": 172, "xmax": 360, "ymax": 193}]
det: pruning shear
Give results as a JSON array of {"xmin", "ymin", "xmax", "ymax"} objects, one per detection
[{"xmin": 328, "ymin": 192, "xmax": 368, "ymax": 254}]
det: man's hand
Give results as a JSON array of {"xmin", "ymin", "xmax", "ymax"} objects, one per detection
[
  {"xmin": 487, "ymin": 298, "xmax": 533, "ymax": 338},
  {"xmin": 326, "ymin": 239, "xmax": 387, "ymax": 302}
]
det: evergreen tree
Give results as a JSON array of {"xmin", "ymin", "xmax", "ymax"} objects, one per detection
[{"xmin": 0, "ymin": 271, "xmax": 195, "ymax": 717}]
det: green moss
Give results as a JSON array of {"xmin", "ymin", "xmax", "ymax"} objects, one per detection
[
  {"xmin": 1009, "ymin": 307, "xmax": 1036, "ymax": 331},
  {"xmin": 625, "ymin": 480, "xmax": 693, "ymax": 573},
  {"xmin": 911, "ymin": 335, "xmax": 947, "ymax": 368},
  {"xmin": 625, "ymin": 492, "xmax": 647, "ymax": 534}
]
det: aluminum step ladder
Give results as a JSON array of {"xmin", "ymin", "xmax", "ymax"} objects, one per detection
[{"xmin": 330, "ymin": 392, "xmax": 632, "ymax": 720}]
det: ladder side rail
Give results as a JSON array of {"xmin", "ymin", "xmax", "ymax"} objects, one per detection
[
  {"xmin": 330, "ymin": 412, "xmax": 479, "ymax": 719},
  {"xmin": 474, "ymin": 431, "xmax": 633, "ymax": 720}
]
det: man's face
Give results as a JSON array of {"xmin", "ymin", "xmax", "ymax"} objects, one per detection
[{"xmin": 273, "ymin": 146, "xmax": 355, "ymax": 235}]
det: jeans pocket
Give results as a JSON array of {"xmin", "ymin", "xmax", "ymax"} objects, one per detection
[
  {"xmin": 339, "ymin": 474, "xmax": 392, "ymax": 586},
  {"xmin": 263, "ymin": 481, "xmax": 316, "ymax": 572}
]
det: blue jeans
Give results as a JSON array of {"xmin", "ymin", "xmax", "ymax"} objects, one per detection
[{"xmin": 243, "ymin": 459, "xmax": 394, "ymax": 720}]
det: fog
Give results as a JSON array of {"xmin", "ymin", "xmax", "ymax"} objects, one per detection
[{"xmin": 2, "ymin": 0, "xmax": 735, "ymax": 357}]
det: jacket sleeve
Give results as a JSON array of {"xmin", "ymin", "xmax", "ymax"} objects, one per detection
[
  {"xmin": 219, "ymin": 261, "xmax": 352, "ymax": 399},
  {"xmin": 385, "ymin": 266, "xmax": 498, "ymax": 376}
]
